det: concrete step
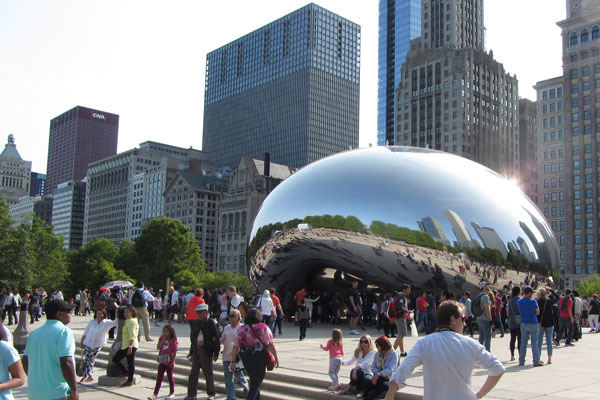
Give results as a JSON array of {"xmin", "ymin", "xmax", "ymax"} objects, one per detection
[{"xmin": 79, "ymin": 342, "xmax": 420, "ymax": 400}]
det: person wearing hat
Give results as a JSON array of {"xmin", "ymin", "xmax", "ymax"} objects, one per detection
[
  {"xmin": 476, "ymin": 281, "xmax": 493, "ymax": 352},
  {"xmin": 22, "ymin": 300, "xmax": 79, "ymax": 400},
  {"xmin": 185, "ymin": 303, "xmax": 220, "ymax": 400}
]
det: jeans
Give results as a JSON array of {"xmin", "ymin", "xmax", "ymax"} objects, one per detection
[
  {"xmin": 328, "ymin": 357, "xmax": 342, "ymax": 384},
  {"xmin": 239, "ymin": 346, "xmax": 268, "ymax": 400},
  {"xmin": 557, "ymin": 317, "xmax": 573, "ymax": 344},
  {"xmin": 492, "ymin": 314, "xmax": 504, "ymax": 335},
  {"xmin": 223, "ymin": 360, "xmax": 248, "ymax": 399},
  {"xmin": 519, "ymin": 322, "xmax": 540, "ymax": 365},
  {"xmin": 417, "ymin": 310, "xmax": 429, "ymax": 333},
  {"xmin": 476, "ymin": 319, "xmax": 492, "ymax": 352},
  {"xmin": 426, "ymin": 309, "xmax": 436, "ymax": 332},
  {"xmin": 537, "ymin": 325, "xmax": 554, "ymax": 357}
]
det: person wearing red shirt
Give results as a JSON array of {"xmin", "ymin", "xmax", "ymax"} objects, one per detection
[
  {"xmin": 416, "ymin": 292, "xmax": 430, "ymax": 334},
  {"xmin": 185, "ymin": 289, "xmax": 205, "ymax": 322},
  {"xmin": 270, "ymin": 288, "xmax": 284, "ymax": 335},
  {"xmin": 295, "ymin": 287, "xmax": 307, "ymax": 306},
  {"xmin": 555, "ymin": 289, "xmax": 575, "ymax": 346}
]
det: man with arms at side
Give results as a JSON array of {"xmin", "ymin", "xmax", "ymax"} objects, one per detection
[
  {"xmin": 129, "ymin": 282, "xmax": 154, "ymax": 342},
  {"xmin": 22, "ymin": 299, "xmax": 79, "ymax": 400},
  {"xmin": 476, "ymin": 282, "xmax": 493, "ymax": 352},
  {"xmin": 384, "ymin": 301, "xmax": 505, "ymax": 400},
  {"xmin": 555, "ymin": 289, "xmax": 575, "ymax": 346},
  {"xmin": 392, "ymin": 284, "xmax": 411, "ymax": 357},
  {"xmin": 516, "ymin": 287, "xmax": 542, "ymax": 367}
]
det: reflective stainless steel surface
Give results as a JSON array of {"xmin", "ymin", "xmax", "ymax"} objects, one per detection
[{"xmin": 248, "ymin": 146, "xmax": 559, "ymax": 293}]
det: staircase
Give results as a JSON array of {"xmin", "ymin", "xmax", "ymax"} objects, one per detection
[{"xmin": 78, "ymin": 342, "xmax": 421, "ymax": 400}]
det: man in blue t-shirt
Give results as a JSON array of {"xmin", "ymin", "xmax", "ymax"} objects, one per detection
[
  {"xmin": 517, "ymin": 287, "xmax": 542, "ymax": 367},
  {"xmin": 23, "ymin": 300, "xmax": 78, "ymax": 400}
]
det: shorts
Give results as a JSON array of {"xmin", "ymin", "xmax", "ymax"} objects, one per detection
[
  {"xmin": 348, "ymin": 309, "xmax": 360, "ymax": 318},
  {"xmin": 395, "ymin": 318, "xmax": 408, "ymax": 336}
]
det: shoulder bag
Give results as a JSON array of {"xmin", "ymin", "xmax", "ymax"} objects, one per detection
[
  {"xmin": 249, "ymin": 325, "xmax": 276, "ymax": 371},
  {"xmin": 511, "ymin": 299, "xmax": 521, "ymax": 325}
]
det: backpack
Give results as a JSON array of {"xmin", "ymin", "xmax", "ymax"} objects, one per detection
[
  {"xmin": 471, "ymin": 293, "xmax": 486, "ymax": 317},
  {"xmin": 131, "ymin": 290, "xmax": 145, "ymax": 307},
  {"xmin": 107, "ymin": 296, "xmax": 118, "ymax": 311},
  {"xmin": 386, "ymin": 293, "xmax": 407, "ymax": 320}
]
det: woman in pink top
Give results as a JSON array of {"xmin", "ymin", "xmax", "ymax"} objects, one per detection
[
  {"xmin": 230, "ymin": 309, "xmax": 279, "ymax": 400},
  {"xmin": 320, "ymin": 328, "xmax": 344, "ymax": 391}
]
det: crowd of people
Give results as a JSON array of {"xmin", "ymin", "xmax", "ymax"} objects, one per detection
[{"xmin": 2, "ymin": 270, "xmax": 599, "ymax": 400}]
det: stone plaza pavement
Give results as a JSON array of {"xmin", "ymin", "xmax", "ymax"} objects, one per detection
[{"xmin": 8, "ymin": 314, "xmax": 600, "ymax": 399}]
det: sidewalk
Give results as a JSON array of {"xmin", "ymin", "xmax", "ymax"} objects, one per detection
[{"xmin": 9, "ymin": 315, "xmax": 600, "ymax": 399}]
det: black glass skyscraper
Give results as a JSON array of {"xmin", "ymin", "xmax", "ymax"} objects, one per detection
[{"xmin": 202, "ymin": 4, "xmax": 360, "ymax": 169}]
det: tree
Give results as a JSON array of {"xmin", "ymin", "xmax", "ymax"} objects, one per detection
[
  {"xmin": 114, "ymin": 240, "xmax": 141, "ymax": 278},
  {"xmin": 28, "ymin": 218, "xmax": 68, "ymax": 290},
  {"xmin": 93, "ymin": 260, "xmax": 135, "ymax": 291},
  {"xmin": 135, "ymin": 217, "xmax": 205, "ymax": 290},
  {"xmin": 576, "ymin": 274, "xmax": 600, "ymax": 298},
  {"xmin": 66, "ymin": 238, "xmax": 117, "ymax": 294}
]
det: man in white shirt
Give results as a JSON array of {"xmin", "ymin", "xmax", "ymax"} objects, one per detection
[{"xmin": 385, "ymin": 300, "xmax": 505, "ymax": 400}]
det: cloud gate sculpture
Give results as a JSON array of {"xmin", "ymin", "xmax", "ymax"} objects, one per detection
[{"xmin": 248, "ymin": 147, "xmax": 559, "ymax": 294}]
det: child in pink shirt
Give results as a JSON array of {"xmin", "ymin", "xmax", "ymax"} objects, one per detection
[{"xmin": 320, "ymin": 328, "xmax": 344, "ymax": 391}]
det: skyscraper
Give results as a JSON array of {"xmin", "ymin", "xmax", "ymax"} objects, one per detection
[
  {"xmin": 46, "ymin": 106, "xmax": 118, "ymax": 195},
  {"xmin": 518, "ymin": 99, "xmax": 538, "ymax": 203},
  {"xmin": 545, "ymin": 0, "xmax": 600, "ymax": 284},
  {"xmin": 377, "ymin": 0, "xmax": 421, "ymax": 146},
  {"xmin": 202, "ymin": 4, "xmax": 360, "ymax": 170},
  {"xmin": 394, "ymin": 0, "xmax": 519, "ymax": 179}
]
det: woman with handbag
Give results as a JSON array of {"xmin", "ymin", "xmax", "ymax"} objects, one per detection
[
  {"xmin": 507, "ymin": 286, "xmax": 522, "ymax": 361},
  {"xmin": 221, "ymin": 309, "xmax": 249, "ymax": 399},
  {"xmin": 79, "ymin": 309, "xmax": 117, "ymax": 383},
  {"xmin": 536, "ymin": 288, "xmax": 556, "ymax": 365},
  {"xmin": 230, "ymin": 308, "xmax": 279, "ymax": 400}
]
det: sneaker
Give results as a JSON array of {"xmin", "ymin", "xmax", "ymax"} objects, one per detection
[
  {"xmin": 166, "ymin": 394, "xmax": 175, "ymax": 399},
  {"xmin": 148, "ymin": 396, "xmax": 158, "ymax": 400},
  {"xmin": 565, "ymin": 342, "xmax": 575, "ymax": 346},
  {"xmin": 349, "ymin": 330, "xmax": 360, "ymax": 335},
  {"xmin": 533, "ymin": 363, "xmax": 544, "ymax": 367},
  {"xmin": 400, "ymin": 352, "xmax": 408, "ymax": 357},
  {"xmin": 590, "ymin": 329, "xmax": 596, "ymax": 333}
]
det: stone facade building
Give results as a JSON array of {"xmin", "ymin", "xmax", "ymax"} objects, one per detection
[
  {"xmin": 394, "ymin": 0, "xmax": 519, "ymax": 179},
  {"xmin": 519, "ymin": 99, "xmax": 538, "ymax": 203},
  {"xmin": 218, "ymin": 156, "xmax": 297, "ymax": 273},
  {"xmin": 164, "ymin": 170, "xmax": 228, "ymax": 272}
]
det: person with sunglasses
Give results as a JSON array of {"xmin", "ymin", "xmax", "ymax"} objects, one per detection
[
  {"xmin": 338, "ymin": 334, "xmax": 376, "ymax": 395},
  {"xmin": 384, "ymin": 301, "xmax": 505, "ymax": 400},
  {"xmin": 221, "ymin": 309, "xmax": 248, "ymax": 399}
]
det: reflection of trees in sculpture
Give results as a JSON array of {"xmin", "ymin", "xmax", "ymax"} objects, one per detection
[
  {"xmin": 369, "ymin": 220, "xmax": 440, "ymax": 249},
  {"xmin": 246, "ymin": 215, "xmax": 440, "ymax": 270}
]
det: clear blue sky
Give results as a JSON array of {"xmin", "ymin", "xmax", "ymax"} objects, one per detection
[{"xmin": 0, "ymin": 0, "xmax": 564, "ymax": 173}]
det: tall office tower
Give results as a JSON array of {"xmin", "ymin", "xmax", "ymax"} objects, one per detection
[
  {"xmin": 0, "ymin": 135, "xmax": 31, "ymax": 205},
  {"xmin": 417, "ymin": 216, "xmax": 450, "ymax": 245},
  {"xmin": 518, "ymin": 99, "xmax": 538, "ymax": 203},
  {"xmin": 219, "ymin": 155, "xmax": 297, "ymax": 273},
  {"xmin": 377, "ymin": 0, "xmax": 422, "ymax": 146},
  {"xmin": 164, "ymin": 171, "xmax": 228, "ymax": 272},
  {"xmin": 202, "ymin": 4, "xmax": 360, "ymax": 170},
  {"xmin": 46, "ymin": 106, "xmax": 118, "ymax": 195},
  {"xmin": 30, "ymin": 172, "xmax": 46, "ymax": 197},
  {"xmin": 84, "ymin": 142, "xmax": 210, "ymax": 244},
  {"xmin": 555, "ymin": 0, "xmax": 600, "ymax": 284},
  {"xmin": 51, "ymin": 181, "xmax": 86, "ymax": 249},
  {"xmin": 394, "ymin": 0, "xmax": 519, "ymax": 179}
]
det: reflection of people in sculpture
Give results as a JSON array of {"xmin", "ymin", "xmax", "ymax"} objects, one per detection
[{"xmin": 334, "ymin": 270, "xmax": 366, "ymax": 335}]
